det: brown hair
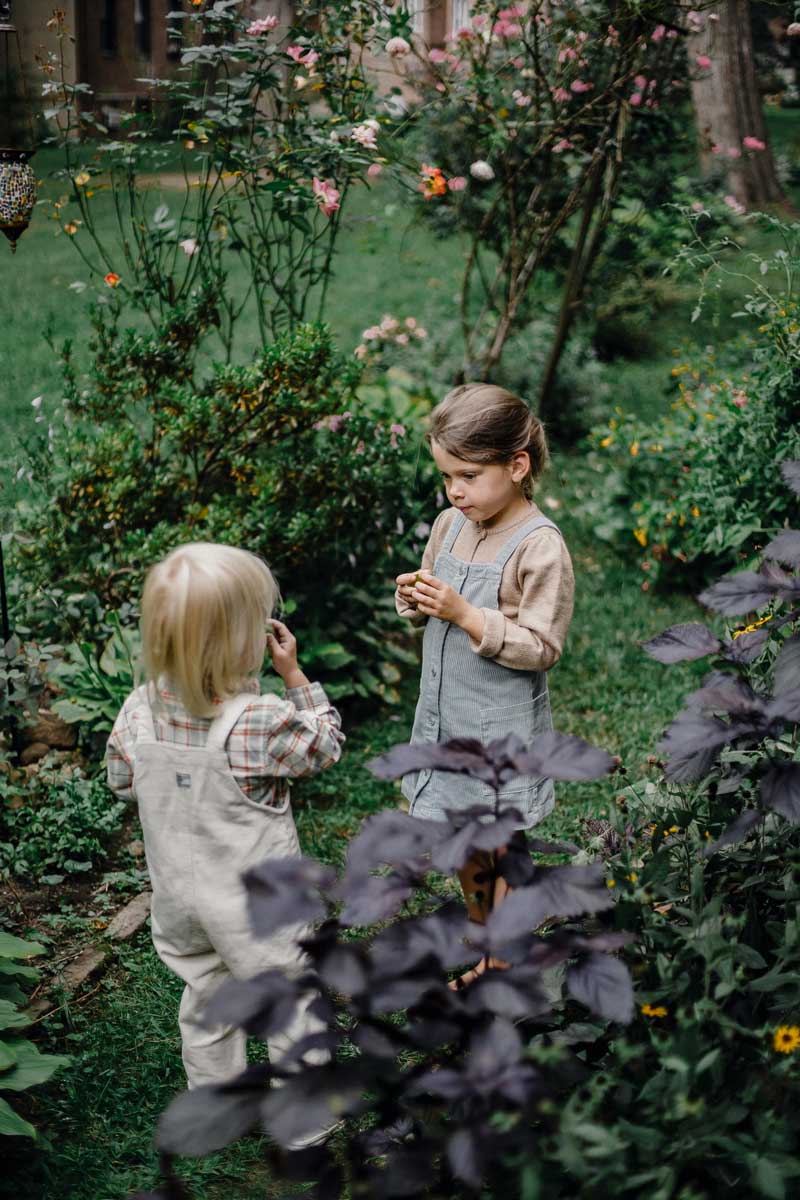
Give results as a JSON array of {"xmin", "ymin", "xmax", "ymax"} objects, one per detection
[{"xmin": 428, "ymin": 383, "xmax": 549, "ymax": 499}]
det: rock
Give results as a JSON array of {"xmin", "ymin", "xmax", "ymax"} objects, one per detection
[
  {"xmin": 20, "ymin": 742, "xmax": 50, "ymax": 766},
  {"xmin": 61, "ymin": 947, "xmax": 107, "ymax": 991},
  {"xmin": 105, "ymin": 891, "xmax": 152, "ymax": 942},
  {"xmin": 27, "ymin": 710, "xmax": 78, "ymax": 751},
  {"xmin": 126, "ymin": 839, "xmax": 146, "ymax": 858}
]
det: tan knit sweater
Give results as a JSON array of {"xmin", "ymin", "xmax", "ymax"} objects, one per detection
[{"xmin": 395, "ymin": 505, "xmax": 574, "ymax": 672}]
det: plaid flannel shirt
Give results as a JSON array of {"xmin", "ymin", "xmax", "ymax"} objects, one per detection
[{"xmin": 107, "ymin": 679, "xmax": 344, "ymax": 807}]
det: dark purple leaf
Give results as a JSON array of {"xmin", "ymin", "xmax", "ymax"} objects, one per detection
[
  {"xmin": 352, "ymin": 1022, "xmax": 402, "ymax": 1059},
  {"xmin": 202, "ymin": 970, "xmax": 301, "ymax": 1040},
  {"xmin": 723, "ymin": 628, "xmax": 770, "ymax": 664},
  {"xmin": 371, "ymin": 903, "xmax": 477, "ymax": 974},
  {"xmin": 659, "ymin": 711, "xmax": 741, "ymax": 782},
  {"xmin": 317, "ymin": 946, "xmax": 370, "ymax": 996},
  {"xmin": 528, "ymin": 837, "xmax": 580, "ymax": 856},
  {"xmin": 763, "ymin": 530, "xmax": 800, "ymax": 567},
  {"xmin": 447, "ymin": 1128, "xmax": 482, "ymax": 1187},
  {"xmin": 344, "ymin": 811, "xmax": 443, "ymax": 878},
  {"xmin": 780, "ymin": 461, "xmax": 800, "ymax": 495},
  {"xmin": 774, "ymin": 635, "xmax": 800, "ymax": 696},
  {"xmin": 458, "ymin": 974, "xmax": 550, "ymax": 1020},
  {"xmin": 486, "ymin": 865, "xmax": 613, "ymax": 949},
  {"xmin": 642, "ymin": 622, "xmax": 722, "ymax": 663},
  {"xmin": 368, "ymin": 972, "xmax": 446, "ymax": 1013},
  {"xmin": 686, "ymin": 673, "xmax": 764, "ymax": 717},
  {"xmin": 409, "ymin": 1066, "xmax": 464, "ymax": 1101},
  {"xmin": 569, "ymin": 931, "xmax": 636, "ymax": 953},
  {"xmin": 760, "ymin": 764, "xmax": 800, "ymax": 822},
  {"xmin": 698, "ymin": 570, "xmax": 777, "ymax": 616},
  {"xmin": 261, "ymin": 1063, "xmax": 364, "ymax": 1149},
  {"xmin": 340, "ymin": 872, "xmax": 413, "ymax": 927},
  {"xmin": 157, "ymin": 1066, "xmax": 269, "ymax": 1155},
  {"xmin": 567, "ymin": 953, "xmax": 634, "ymax": 1023},
  {"xmin": 244, "ymin": 857, "xmax": 335, "ymax": 938},
  {"xmin": 513, "ymin": 730, "xmax": 617, "ymax": 782},
  {"xmin": 767, "ymin": 687, "xmax": 800, "ymax": 723},
  {"xmin": 705, "ymin": 809, "xmax": 764, "ymax": 854},
  {"xmin": 367, "ymin": 739, "xmax": 496, "ymax": 785},
  {"xmin": 430, "ymin": 812, "xmax": 522, "ymax": 874}
]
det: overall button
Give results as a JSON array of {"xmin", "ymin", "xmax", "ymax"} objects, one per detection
[{"xmin": 431, "ymin": 667, "xmax": 438, "ymax": 679}]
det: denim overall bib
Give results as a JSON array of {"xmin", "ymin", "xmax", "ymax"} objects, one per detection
[
  {"xmin": 402, "ymin": 512, "xmax": 561, "ymax": 830},
  {"xmin": 132, "ymin": 690, "xmax": 321, "ymax": 1087}
]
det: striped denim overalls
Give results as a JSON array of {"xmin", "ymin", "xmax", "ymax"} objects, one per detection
[{"xmin": 402, "ymin": 512, "xmax": 561, "ymax": 829}]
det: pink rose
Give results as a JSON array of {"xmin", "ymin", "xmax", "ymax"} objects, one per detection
[
  {"xmin": 743, "ymin": 136, "xmax": 765, "ymax": 151},
  {"xmin": 312, "ymin": 176, "xmax": 340, "ymax": 218},
  {"xmin": 447, "ymin": 175, "xmax": 467, "ymax": 191},
  {"xmin": 247, "ymin": 16, "xmax": 278, "ymax": 35},
  {"xmin": 651, "ymin": 24, "xmax": 666, "ymax": 42},
  {"xmin": 354, "ymin": 343, "xmax": 368, "ymax": 360},
  {"xmin": 571, "ymin": 79, "xmax": 593, "ymax": 93},
  {"xmin": 553, "ymin": 138, "xmax": 573, "ymax": 153},
  {"xmin": 386, "ymin": 36, "xmax": 411, "ymax": 57},
  {"xmin": 287, "ymin": 45, "xmax": 319, "ymax": 67},
  {"xmin": 726, "ymin": 146, "xmax": 742, "ymax": 158},
  {"xmin": 552, "ymin": 87, "xmax": 571, "ymax": 103},
  {"xmin": 367, "ymin": 162, "xmax": 383, "ymax": 178},
  {"xmin": 634, "ymin": 74, "xmax": 647, "ymax": 89},
  {"xmin": 731, "ymin": 391, "xmax": 748, "ymax": 408},
  {"xmin": 630, "ymin": 92, "xmax": 642, "ymax": 106},
  {"xmin": 695, "ymin": 54, "xmax": 712, "ymax": 69}
]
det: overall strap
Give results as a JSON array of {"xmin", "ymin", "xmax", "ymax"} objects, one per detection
[
  {"xmin": 442, "ymin": 510, "xmax": 467, "ymax": 554},
  {"xmin": 134, "ymin": 686, "xmax": 158, "ymax": 743},
  {"xmin": 205, "ymin": 693, "xmax": 255, "ymax": 752},
  {"xmin": 493, "ymin": 514, "xmax": 561, "ymax": 569}
]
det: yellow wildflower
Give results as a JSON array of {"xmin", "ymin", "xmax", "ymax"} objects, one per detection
[
  {"xmin": 773, "ymin": 1026, "xmax": 800, "ymax": 1054},
  {"xmin": 626, "ymin": 872, "xmax": 638, "ymax": 883},
  {"xmin": 732, "ymin": 614, "xmax": 773, "ymax": 640},
  {"xmin": 629, "ymin": 441, "xmax": 640, "ymax": 456},
  {"xmin": 691, "ymin": 505, "xmax": 700, "ymax": 517},
  {"xmin": 600, "ymin": 435, "xmax": 614, "ymax": 448},
  {"xmin": 633, "ymin": 528, "xmax": 647, "ymax": 547},
  {"xmin": 641, "ymin": 1003, "xmax": 668, "ymax": 1018},
  {"xmin": 606, "ymin": 879, "xmax": 616, "ymax": 888},
  {"xmin": 74, "ymin": 172, "xmax": 91, "ymax": 187}
]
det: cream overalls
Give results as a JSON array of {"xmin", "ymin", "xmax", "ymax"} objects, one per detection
[
  {"xmin": 132, "ymin": 690, "xmax": 319, "ymax": 1088},
  {"xmin": 401, "ymin": 512, "xmax": 561, "ymax": 829}
]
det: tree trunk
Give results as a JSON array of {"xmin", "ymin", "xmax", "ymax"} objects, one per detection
[{"xmin": 688, "ymin": 0, "xmax": 794, "ymax": 212}]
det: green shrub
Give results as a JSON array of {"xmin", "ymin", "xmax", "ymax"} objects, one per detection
[
  {"xmin": 13, "ymin": 313, "xmax": 435, "ymax": 706},
  {"xmin": 0, "ymin": 775, "xmax": 126, "ymax": 879},
  {"xmin": 0, "ymin": 931, "xmax": 70, "ymax": 1140},
  {"xmin": 581, "ymin": 219, "xmax": 800, "ymax": 582}
]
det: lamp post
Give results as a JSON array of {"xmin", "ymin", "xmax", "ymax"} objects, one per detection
[{"xmin": 0, "ymin": 0, "xmax": 36, "ymax": 253}]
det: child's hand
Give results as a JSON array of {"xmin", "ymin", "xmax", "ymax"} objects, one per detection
[
  {"xmin": 267, "ymin": 620, "xmax": 308, "ymax": 689},
  {"xmin": 396, "ymin": 569, "xmax": 424, "ymax": 607},
  {"xmin": 411, "ymin": 573, "xmax": 466, "ymax": 624}
]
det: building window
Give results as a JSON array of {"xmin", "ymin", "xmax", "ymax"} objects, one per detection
[
  {"xmin": 404, "ymin": 0, "xmax": 427, "ymax": 35},
  {"xmin": 451, "ymin": 0, "xmax": 471, "ymax": 35},
  {"xmin": 167, "ymin": 0, "xmax": 183, "ymax": 60},
  {"xmin": 100, "ymin": 0, "xmax": 117, "ymax": 55},
  {"xmin": 135, "ymin": 0, "xmax": 152, "ymax": 56}
]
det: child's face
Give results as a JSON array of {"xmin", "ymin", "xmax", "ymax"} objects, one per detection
[{"xmin": 431, "ymin": 441, "xmax": 529, "ymax": 526}]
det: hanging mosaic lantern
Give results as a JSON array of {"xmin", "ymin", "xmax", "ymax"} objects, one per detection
[
  {"xmin": 0, "ymin": 148, "xmax": 35, "ymax": 252},
  {"xmin": 1, "ymin": 1, "xmax": 36, "ymax": 253}
]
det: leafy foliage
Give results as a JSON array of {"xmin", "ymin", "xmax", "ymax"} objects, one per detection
[
  {"xmin": 0, "ymin": 931, "xmax": 70, "ymax": 1140},
  {"xmin": 0, "ymin": 774, "xmax": 126, "ymax": 879}
]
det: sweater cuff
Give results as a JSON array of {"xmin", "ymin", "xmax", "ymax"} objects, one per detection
[
  {"xmin": 286, "ymin": 682, "xmax": 329, "ymax": 711},
  {"xmin": 470, "ymin": 607, "xmax": 505, "ymax": 658}
]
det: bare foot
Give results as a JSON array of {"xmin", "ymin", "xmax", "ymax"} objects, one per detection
[{"xmin": 448, "ymin": 956, "xmax": 509, "ymax": 991}]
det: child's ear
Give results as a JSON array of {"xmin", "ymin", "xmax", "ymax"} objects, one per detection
[{"xmin": 510, "ymin": 450, "xmax": 530, "ymax": 483}]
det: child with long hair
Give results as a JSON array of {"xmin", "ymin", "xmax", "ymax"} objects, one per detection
[
  {"xmin": 395, "ymin": 384, "xmax": 574, "ymax": 984},
  {"xmin": 107, "ymin": 543, "xmax": 344, "ymax": 1089}
]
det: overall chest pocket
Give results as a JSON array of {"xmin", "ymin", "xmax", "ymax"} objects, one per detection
[{"xmin": 479, "ymin": 691, "xmax": 552, "ymax": 795}]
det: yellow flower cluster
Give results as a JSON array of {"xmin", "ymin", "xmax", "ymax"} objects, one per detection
[
  {"xmin": 641, "ymin": 1003, "xmax": 668, "ymax": 1018},
  {"xmin": 732, "ymin": 613, "xmax": 773, "ymax": 640}
]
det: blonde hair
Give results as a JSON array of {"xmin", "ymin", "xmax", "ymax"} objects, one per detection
[
  {"xmin": 141, "ymin": 543, "xmax": 280, "ymax": 718},
  {"xmin": 428, "ymin": 383, "xmax": 549, "ymax": 499}
]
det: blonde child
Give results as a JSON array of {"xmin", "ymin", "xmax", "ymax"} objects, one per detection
[
  {"xmin": 107, "ymin": 543, "xmax": 344, "ymax": 1089},
  {"xmin": 395, "ymin": 384, "xmax": 574, "ymax": 983}
]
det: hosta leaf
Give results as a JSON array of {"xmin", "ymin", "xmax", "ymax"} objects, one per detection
[
  {"xmin": 157, "ymin": 1065, "xmax": 268, "ymax": 1155},
  {"xmin": 760, "ymin": 764, "xmax": 800, "ymax": 823},
  {"xmin": 774, "ymin": 635, "xmax": 800, "ymax": 696},
  {"xmin": 698, "ymin": 570, "xmax": 777, "ymax": 616},
  {"xmin": 780, "ymin": 460, "xmax": 800, "ymax": 495},
  {"xmin": 0, "ymin": 933, "xmax": 45, "ymax": 959},
  {"xmin": 762, "ymin": 530, "xmax": 800, "ymax": 567},
  {"xmin": 0, "ymin": 1041, "xmax": 70, "ymax": 1091},
  {"xmin": 0, "ymin": 999, "xmax": 31, "ymax": 1031},
  {"xmin": 567, "ymin": 953, "xmax": 634, "ymax": 1023},
  {"xmin": 0, "ymin": 1095, "xmax": 36, "ymax": 1139},
  {"xmin": 641, "ymin": 623, "xmax": 721, "ymax": 663}
]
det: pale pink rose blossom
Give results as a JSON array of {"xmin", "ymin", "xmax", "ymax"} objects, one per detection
[
  {"xmin": 690, "ymin": 201, "xmax": 705, "ymax": 212},
  {"xmin": 362, "ymin": 326, "xmax": 381, "ymax": 341},
  {"xmin": 651, "ymin": 24, "xmax": 666, "ymax": 41},
  {"xmin": 354, "ymin": 343, "xmax": 368, "ymax": 360},
  {"xmin": 499, "ymin": 5, "xmax": 525, "ymax": 16},
  {"xmin": 695, "ymin": 54, "xmax": 712, "ymax": 68},
  {"xmin": 634, "ymin": 74, "xmax": 647, "ymax": 89},
  {"xmin": 179, "ymin": 237, "xmax": 199, "ymax": 256},
  {"xmin": 380, "ymin": 314, "xmax": 399, "ymax": 334},
  {"xmin": 726, "ymin": 146, "xmax": 742, "ymax": 158},
  {"xmin": 472, "ymin": 13, "xmax": 488, "ymax": 28},
  {"xmin": 429, "ymin": 48, "xmax": 449, "ymax": 63},
  {"xmin": 414, "ymin": 327, "xmax": 427, "ymax": 339},
  {"xmin": 731, "ymin": 391, "xmax": 748, "ymax": 408},
  {"xmin": 287, "ymin": 45, "xmax": 319, "ymax": 66},
  {"xmin": 470, "ymin": 159, "xmax": 495, "ymax": 181},
  {"xmin": 405, "ymin": 317, "xmax": 417, "ymax": 330},
  {"xmin": 512, "ymin": 89, "xmax": 532, "ymax": 107},
  {"xmin": 552, "ymin": 87, "xmax": 571, "ymax": 103},
  {"xmin": 395, "ymin": 332, "xmax": 409, "ymax": 346},
  {"xmin": 493, "ymin": 20, "xmax": 521, "ymax": 38},
  {"xmin": 553, "ymin": 138, "xmax": 573, "ymax": 153},
  {"xmin": 447, "ymin": 175, "xmax": 467, "ymax": 191},
  {"xmin": 788, "ymin": 22, "xmax": 800, "ymax": 36},
  {"xmin": 558, "ymin": 47, "xmax": 578, "ymax": 62},
  {"xmin": 351, "ymin": 121, "xmax": 379, "ymax": 150},
  {"xmin": 355, "ymin": 441, "xmax": 366, "ymax": 455},
  {"xmin": 724, "ymin": 194, "xmax": 746, "ymax": 216},
  {"xmin": 312, "ymin": 176, "xmax": 340, "ymax": 218},
  {"xmin": 630, "ymin": 92, "xmax": 642, "ymax": 106},
  {"xmin": 667, "ymin": 29, "xmax": 678, "ymax": 38},
  {"xmin": 687, "ymin": 10, "xmax": 704, "ymax": 32},
  {"xmin": 743, "ymin": 136, "xmax": 765, "ymax": 151},
  {"xmin": 386, "ymin": 36, "xmax": 411, "ymax": 57},
  {"xmin": 247, "ymin": 15, "xmax": 278, "ymax": 35},
  {"xmin": 571, "ymin": 79, "xmax": 593, "ymax": 93},
  {"xmin": 367, "ymin": 162, "xmax": 383, "ymax": 178},
  {"xmin": 456, "ymin": 28, "xmax": 473, "ymax": 41}
]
